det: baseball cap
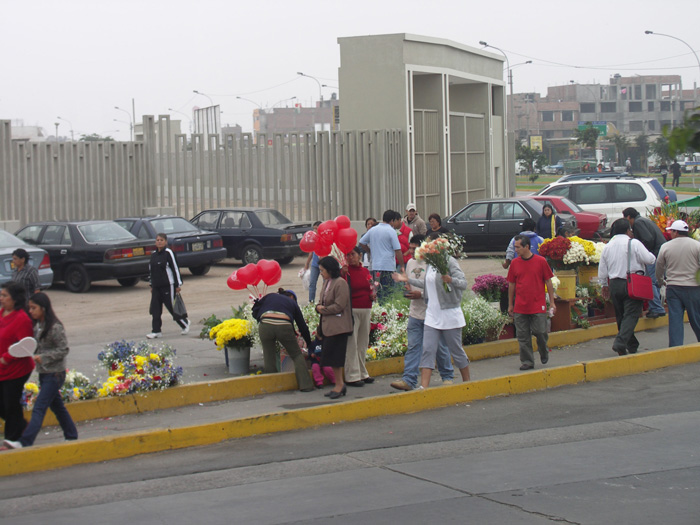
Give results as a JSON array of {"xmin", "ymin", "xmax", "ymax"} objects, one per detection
[
  {"xmin": 666, "ymin": 220, "xmax": 689, "ymax": 232},
  {"xmin": 406, "ymin": 203, "xmax": 416, "ymax": 211}
]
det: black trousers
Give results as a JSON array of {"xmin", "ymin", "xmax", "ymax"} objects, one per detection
[
  {"xmin": 0, "ymin": 372, "xmax": 31, "ymax": 440},
  {"xmin": 609, "ymin": 278, "xmax": 642, "ymax": 354},
  {"xmin": 150, "ymin": 285, "xmax": 187, "ymax": 333}
]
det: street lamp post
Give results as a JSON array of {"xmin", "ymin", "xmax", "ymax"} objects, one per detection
[
  {"xmin": 193, "ymin": 90, "xmax": 215, "ymax": 106},
  {"xmin": 644, "ymin": 30, "xmax": 700, "ymax": 81},
  {"xmin": 236, "ymin": 96, "xmax": 262, "ymax": 109},
  {"xmin": 57, "ymin": 116, "xmax": 74, "ymax": 141},
  {"xmin": 272, "ymin": 96, "xmax": 297, "ymax": 108},
  {"xmin": 297, "ymin": 72, "xmax": 323, "ymax": 103},
  {"xmin": 54, "ymin": 122, "xmax": 59, "ymax": 143},
  {"xmin": 168, "ymin": 108, "xmax": 193, "ymax": 133},
  {"xmin": 114, "ymin": 106, "xmax": 133, "ymax": 141}
]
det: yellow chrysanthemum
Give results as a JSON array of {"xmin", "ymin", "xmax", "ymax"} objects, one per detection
[
  {"xmin": 209, "ymin": 319, "xmax": 253, "ymax": 350},
  {"xmin": 25, "ymin": 382, "xmax": 39, "ymax": 394}
]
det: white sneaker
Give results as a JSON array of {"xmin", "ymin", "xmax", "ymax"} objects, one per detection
[
  {"xmin": 3, "ymin": 439, "xmax": 22, "ymax": 449},
  {"xmin": 146, "ymin": 332, "xmax": 162, "ymax": 339},
  {"xmin": 181, "ymin": 319, "xmax": 190, "ymax": 335}
]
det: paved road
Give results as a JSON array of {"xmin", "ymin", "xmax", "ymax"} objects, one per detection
[{"xmin": 1, "ymin": 361, "xmax": 698, "ymax": 524}]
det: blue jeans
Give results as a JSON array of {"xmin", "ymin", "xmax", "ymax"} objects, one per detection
[
  {"xmin": 308, "ymin": 265, "xmax": 321, "ymax": 303},
  {"xmin": 646, "ymin": 262, "xmax": 665, "ymax": 314},
  {"xmin": 666, "ymin": 285, "xmax": 700, "ymax": 347},
  {"xmin": 403, "ymin": 316, "xmax": 454, "ymax": 387},
  {"xmin": 376, "ymin": 270, "xmax": 399, "ymax": 304},
  {"xmin": 20, "ymin": 371, "xmax": 78, "ymax": 447}
]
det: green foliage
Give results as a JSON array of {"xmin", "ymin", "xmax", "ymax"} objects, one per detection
[
  {"xmin": 635, "ymin": 134, "xmax": 650, "ymax": 171},
  {"xmin": 79, "ymin": 133, "xmax": 115, "ymax": 141},
  {"xmin": 199, "ymin": 313, "xmax": 223, "ymax": 339},
  {"xmin": 649, "ymin": 135, "xmax": 674, "ymax": 163},
  {"xmin": 516, "ymin": 142, "xmax": 547, "ymax": 174},
  {"xmin": 573, "ymin": 123, "xmax": 599, "ymax": 150},
  {"xmin": 609, "ymin": 133, "xmax": 630, "ymax": 163},
  {"xmin": 666, "ymin": 106, "xmax": 700, "ymax": 154}
]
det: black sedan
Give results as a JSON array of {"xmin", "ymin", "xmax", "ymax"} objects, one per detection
[
  {"xmin": 190, "ymin": 208, "xmax": 311, "ymax": 265},
  {"xmin": 15, "ymin": 221, "xmax": 156, "ymax": 293},
  {"xmin": 445, "ymin": 198, "xmax": 577, "ymax": 252},
  {"xmin": 115, "ymin": 216, "xmax": 227, "ymax": 276}
]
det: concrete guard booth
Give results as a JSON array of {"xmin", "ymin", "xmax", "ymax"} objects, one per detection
[{"xmin": 338, "ymin": 33, "xmax": 513, "ymax": 218}]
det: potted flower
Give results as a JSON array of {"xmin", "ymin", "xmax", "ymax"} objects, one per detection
[
  {"xmin": 472, "ymin": 274, "xmax": 509, "ymax": 310},
  {"xmin": 461, "ymin": 295, "xmax": 510, "ymax": 344},
  {"xmin": 209, "ymin": 318, "xmax": 255, "ymax": 375}
]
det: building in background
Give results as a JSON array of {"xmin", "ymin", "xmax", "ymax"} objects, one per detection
[{"xmin": 252, "ymin": 96, "xmax": 339, "ymax": 140}]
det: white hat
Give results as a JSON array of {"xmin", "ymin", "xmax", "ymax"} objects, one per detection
[
  {"xmin": 666, "ymin": 220, "xmax": 689, "ymax": 232},
  {"xmin": 406, "ymin": 203, "xmax": 417, "ymax": 211}
]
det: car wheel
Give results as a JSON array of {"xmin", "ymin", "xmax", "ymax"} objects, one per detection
[
  {"xmin": 117, "ymin": 277, "xmax": 140, "ymax": 287},
  {"xmin": 275, "ymin": 256, "xmax": 295, "ymax": 265},
  {"xmin": 189, "ymin": 265, "xmax": 211, "ymax": 276},
  {"xmin": 241, "ymin": 244, "xmax": 263, "ymax": 265},
  {"xmin": 64, "ymin": 264, "xmax": 91, "ymax": 293},
  {"xmin": 557, "ymin": 169, "xmax": 564, "ymax": 175}
]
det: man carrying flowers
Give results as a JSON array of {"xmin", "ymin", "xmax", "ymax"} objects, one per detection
[{"xmin": 507, "ymin": 235, "xmax": 556, "ymax": 371}]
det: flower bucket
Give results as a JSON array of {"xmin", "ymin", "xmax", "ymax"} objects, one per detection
[
  {"xmin": 556, "ymin": 270, "xmax": 577, "ymax": 299},
  {"xmin": 225, "ymin": 345, "xmax": 251, "ymax": 375},
  {"xmin": 578, "ymin": 264, "xmax": 598, "ymax": 285}
]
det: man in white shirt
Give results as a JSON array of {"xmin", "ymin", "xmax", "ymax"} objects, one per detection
[
  {"xmin": 655, "ymin": 220, "xmax": 700, "ymax": 347},
  {"xmin": 598, "ymin": 218, "xmax": 656, "ymax": 355}
]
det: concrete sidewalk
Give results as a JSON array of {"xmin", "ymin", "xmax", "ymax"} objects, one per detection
[{"xmin": 2, "ymin": 319, "xmax": 699, "ymax": 476}]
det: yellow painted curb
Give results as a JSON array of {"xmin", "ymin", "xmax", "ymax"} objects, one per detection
[
  {"xmin": 13, "ymin": 315, "xmax": 672, "ymax": 430},
  {"xmin": 2, "ymin": 343, "xmax": 697, "ymax": 477}
]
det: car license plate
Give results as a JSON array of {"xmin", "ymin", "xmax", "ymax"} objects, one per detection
[
  {"xmin": 133, "ymin": 247, "xmax": 144, "ymax": 256},
  {"xmin": 192, "ymin": 242, "xmax": 204, "ymax": 252}
]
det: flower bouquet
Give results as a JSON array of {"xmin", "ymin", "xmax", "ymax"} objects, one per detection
[
  {"xmin": 472, "ymin": 274, "xmax": 508, "ymax": 302},
  {"xmin": 209, "ymin": 318, "xmax": 254, "ymax": 350},
  {"xmin": 414, "ymin": 236, "xmax": 453, "ymax": 292}
]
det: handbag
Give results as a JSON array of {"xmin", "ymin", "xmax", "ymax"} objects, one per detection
[
  {"xmin": 626, "ymin": 239, "xmax": 653, "ymax": 301},
  {"xmin": 173, "ymin": 292, "xmax": 188, "ymax": 318}
]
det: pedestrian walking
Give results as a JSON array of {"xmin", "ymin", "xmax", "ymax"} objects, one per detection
[
  {"xmin": 670, "ymin": 160, "xmax": 682, "ymax": 187},
  {"xmin": 655, "ymin": 220, "xmax": 700, "ymax": 347},
  {"xmin": 598, "ymin": 218, "xmax": 656, "ymax": 356},
  {"xmin": 622, "ymin": 208, "xmax": 666, "ymax": 318},
  {"xmin": 3, "ymin": 292, "xmax": 78, "ymax": 449},
  {"xmin": 659, "ymin": 160, "xmax": 668, "ymax": 187},
  {"xmin": 507, "ymin": 235, "xmax": 556, "ymax": 370},
  {"xmin": 10, "ymin": 249, "xmax": 40, "ymax": 301},
  {"xmin": 390, "ymin": 235, "xmax": 455, "ymax": 391},
  {"xmin": 146, "ymin": 233, "xmax": 189, "ymax": 338}
]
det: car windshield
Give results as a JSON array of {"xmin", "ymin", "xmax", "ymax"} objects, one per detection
[
  {"xmin": 521, "ymin": 199, "xmax": 544, "ymax": 215},
  {"xmin": 254, "ymin": 209, "xmax": 293, "ymax": 226},
  {"xmin": 151, "ymin": 217, "xmax": 200, "ymax": 233},
  {"xmin": 78, "ymin": 222, "xmax": 137, "ymax": 243},
  {"xmin": 561, "ymin": 198, "xmax": 583, "ymax": 212},
  {"xmin": 0, "ymin": 230, "xmax": 27, "ymax": 248}
]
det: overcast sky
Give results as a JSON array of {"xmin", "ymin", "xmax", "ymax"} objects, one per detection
[{"xmin": 2, "ymin": 0, "xmax": 698, "ymax": 140}]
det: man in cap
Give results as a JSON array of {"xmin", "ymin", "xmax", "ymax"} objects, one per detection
[
  {"xmin": 403, "ymin": 203, "xmax": 427, "ymax": 236},
  {"xmin": 622, "ymin": 207, "xmax": 667, "ymax": 318},
  {"xmin": 655, "ymin": 220, "xmax": 700, "ymax": 346}
]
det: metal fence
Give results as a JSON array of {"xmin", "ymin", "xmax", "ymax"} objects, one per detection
[{"xmin": 1, "ymin": 117, "xmax": 405, "ymax": 227}]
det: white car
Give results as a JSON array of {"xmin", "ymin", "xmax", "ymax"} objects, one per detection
[{"xmin": 535, "ymin": 176, "xmax": 669, "ymax": 224}]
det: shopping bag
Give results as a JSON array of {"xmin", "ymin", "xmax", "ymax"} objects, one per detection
[
  {"xmin": 173, "ymin": 293, "xmax": 188, "ymax": 318},
  {"xmin": 299, "ymin": 268, "xmax": 311, "ymax": 291}
]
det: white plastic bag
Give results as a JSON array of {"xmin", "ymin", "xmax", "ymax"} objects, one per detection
[{"xmin": 299, "ymin": 268, "xmax": 311, "ymax": 291}]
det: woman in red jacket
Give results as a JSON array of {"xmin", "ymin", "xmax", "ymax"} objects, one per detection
[
  {"xmin": 344, "ymin": 247, "xmax": 375, "ymax": 386},
  {"xmin": 0, "ymin": 282, "xmax": 34, "ymax": 443}
]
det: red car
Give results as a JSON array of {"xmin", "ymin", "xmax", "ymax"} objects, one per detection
[{"xmin": 530, "ymin": 195, "xmax": 607, "ymax": 240}]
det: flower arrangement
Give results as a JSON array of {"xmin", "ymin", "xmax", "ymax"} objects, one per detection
[
  {"xmin": 472, "ymin": 274, "xmax": 508, "ymax": 302},
  {"xmin": 61, "ymin": 370, "xmax": 98, "ymax": 402},
  {"xmin": 97, "ymin": 341, "xmax": 183, "ymax": 397},
  {"xmin": 414, "ymin": 236, "xmax": 453, "ymax": 292},
  {"xmin": 648, "ymin": 202, "xmax": 700, "ymax": 240},
  {"xmin": 461, "ymin": 295, "xmax": 510, "ymax": 344},
  {"xmin": 538, "ymin": 236, "xmax": 572, "ymax": 269},
  {"xmin": 539, "ymin": 236, "xmax": 600, "ymax": 269},
  {"xmin": 442, "ymin": 231, "xmax": 467, "ymax": 259},
  {"xmin": 21, "ymin": 382, "xmax": 39, "ymax": 408},
  {"xmin": 209, "ymin": 318, "xmax": 254, "ymax": 350}
]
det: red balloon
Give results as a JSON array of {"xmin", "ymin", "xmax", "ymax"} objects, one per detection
[
  {"xmin": 336, "ymin": 227, "xmax": 357, "ymax": 253},
  {"xmin": 257, "ymin": 259, "xmax": 282, "ymax": 286},
  {"xmin": 299, "ymin": 230, "xmax": 318, "ymax": 253},
  {"xmin": 317, "ymin": 220, "xmax": 339, "ymax": 244},
  {"xmin": 335, "ymin": 215, "xmax": 351, "ymax": 230},
  {"xmin": 237, "ymin": 263, "xmax": 261, "ymax": 286},
  {"xmin": 227, "ymin": 272, "xmax": 247, "ymax": 290},
  {"xmin": 315, "ymin": 239, "xmax": 332, "ymax": 257}
]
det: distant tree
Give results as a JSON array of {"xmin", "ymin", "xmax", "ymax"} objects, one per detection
[
  {"xmin": 666, "ymin": 106, "xmax": 700, "ymax": 154},
  {"xmin": 80, "ymin": 133, "xmax": 115, "ymax": 141},
  {"xmin": 649, "ymin": 135, "xmax": 675, "ymax": 164},
  {"xmin": 573, "ymin": 122, "xmax": 599, "ymax": 150},
  {"xmin": 516, "ymin": 142, "xmax": 548, "ymax": 177},
  {"xmin": 609, "ymin": 133, "xmax": 630, "ymax": 163},
  {"xmin": 634, "ymin": 133, "xmax": 649, "ymax": 171}
]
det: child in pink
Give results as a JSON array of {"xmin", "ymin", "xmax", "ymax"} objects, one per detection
[{"xmin": 307, "ymin": 335, "xmax": 335, "ymax": 387}]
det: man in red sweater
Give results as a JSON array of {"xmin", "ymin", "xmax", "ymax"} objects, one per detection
[{"xmin": 507, "ymin": 235, "xmax": 556, "ymax": 371}]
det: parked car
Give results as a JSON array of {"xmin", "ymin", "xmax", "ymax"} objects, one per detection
[
  {"xmin": 555, "ymin": 173, "xmax": 677, "ymax": 203},
  {"xmin": 528, "ymin": 195, "xmax": 607, "ymax": 240},
  {"xmin": 543, "ymin": 162, "xmax": 565, "ymax": 175},
  {"xmin": 114, "ymin": 216, "xmax": 227, "ymax": 276},
  {"xmin": 0, "ymin": 230, "xmax": 53, "ymax": 289},
  {"xmin": 444, "ymin": 198, "xmax": 577, "ymax": 252},
  {"xmin": 536, "ymin": 176, "xmax": 672, "ymax": 224},
  {"xmin": 15, "ymin": 221, "xmax": 156, "ymax": 293},
  {"xmin": 190, "ymin": 208, "xmax": 312, "ymax": 265}
]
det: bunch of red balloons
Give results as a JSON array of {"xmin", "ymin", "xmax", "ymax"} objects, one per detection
[
  {"xmin": 227, "ymin": 259, "xmax": 282, "ymax": 291},
  {"xmin": 299, "ymin": 215, "xmax": 357, "ymax": 257}
]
